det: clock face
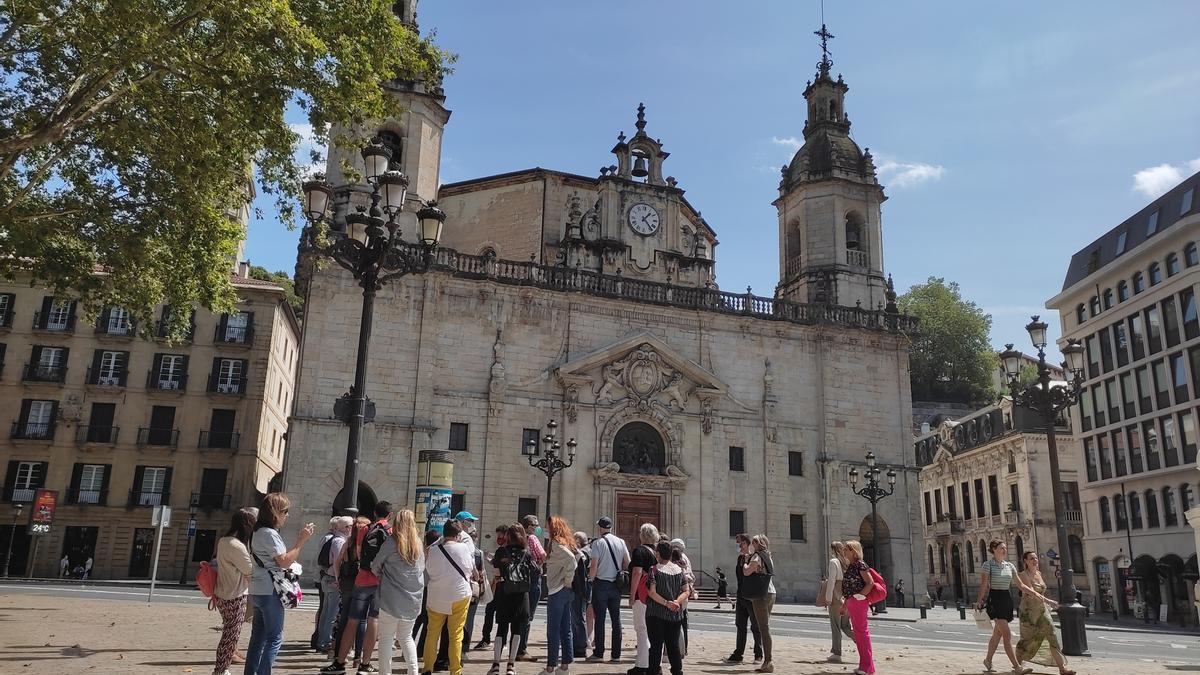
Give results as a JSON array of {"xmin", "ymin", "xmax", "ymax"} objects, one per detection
[{"xmin": 627, "ymin": 202, "xmax": 660, "ymax": 236}]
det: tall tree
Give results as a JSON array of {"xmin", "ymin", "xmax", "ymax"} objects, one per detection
[
  {"xmin": 0, "ymin": 1, "xmax": 448, "ymax": 336},
  {"xmin": 898, "ymin": 277, "xmax": 998, "ymax": 404}
]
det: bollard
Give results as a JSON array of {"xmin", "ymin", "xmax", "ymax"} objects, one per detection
[
  {"xmin": 920, "ymin": 606, "xmax": 927, "ymax": 620},
  {"xmin": 959, "ymin": 603, "xmax": 967, "ymax": 620}
]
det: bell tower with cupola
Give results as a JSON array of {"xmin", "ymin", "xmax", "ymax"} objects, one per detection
[
  {"xmin": 774, "ymin": 24, "xmax": 887, "ymax": 310},
  {"xmin": 322, "ymin": 0, "xmax": 450, "ymax": 234}
]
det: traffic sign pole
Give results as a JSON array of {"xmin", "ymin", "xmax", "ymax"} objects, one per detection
[{"xmin": 147, "ymin": 505, "xmax": 170, "ymax": 602}]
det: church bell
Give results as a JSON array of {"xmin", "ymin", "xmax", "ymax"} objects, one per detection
[
  {"xmin": 846, "ymin": 229, "xmax": 860, "ymax": 250},
  {"xmin": 631, "ymin": 154, "xmax": 649, "ymax": 178}
]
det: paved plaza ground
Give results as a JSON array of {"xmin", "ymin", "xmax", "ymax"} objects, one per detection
[{"xmin": 0, "ymin": 593, "xmax": 1183, "ymax": 675}]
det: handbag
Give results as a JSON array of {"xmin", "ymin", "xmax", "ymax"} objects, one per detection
[
  {"xmin": 740, "ymin": 552, "xmax": 773, "ymax": 599},
  {"xmin": 816, "ymin": 578, "xmax": 831, "ymax": 608},
  {"xmin": 602, "ymin": 535, "xmax": 631, "ymax": 593},
  {"xmin": 865, "ymin": 568, "xmax": 888, "ymax": 604},
  {"xmin": 438, "ymin": 544, "xmax": 481, "ymax": 600},
  {"xmin": 251, "ymin": 551, "xmax": 303, "ymax": 609},
  {"xmin": 973, "ymin": 607, "xmax": 993, "ymax": 629}
]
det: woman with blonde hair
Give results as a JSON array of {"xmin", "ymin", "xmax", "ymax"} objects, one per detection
[
  {"xmin": 839, "ymin": 540, "xmax": 875, "ymax": 675},
  {"xmin": 372, "ymin": 509, "xmax": 426, "ymax": 675},
  {"xmin": 742, "ymin": 535, "xmax": 776, "ymax": 673},
  {"xmin": 543, "ymin": 516, "xmax": 578, "ymax": 673}
]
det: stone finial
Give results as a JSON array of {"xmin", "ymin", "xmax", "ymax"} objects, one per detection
[
  {"xmin": 617, "ymin": 131, "xmax": 626, "ymax": 143},
  {"xmin": 635, "ymin": 102, "xmax": 647, "ymax": 132},
  {"xmin": 885, "ymin": 274, "xmax": 899, "ymax": 314}
]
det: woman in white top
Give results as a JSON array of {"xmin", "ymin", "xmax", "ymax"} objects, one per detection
[
  {"xmin": 973, "ymin": 539, "xmax": 1050, "ymax": 675},
  {"xmin": 422, "ymin": 520, "xmax": 475, "ymax": 675},
  {"xmin": 212, "ymin": 508, "xmax": 255, "ymax": 675},
  {"xmin": 822, "ymin": 541, "xmax": 854, "ymax": 663}
]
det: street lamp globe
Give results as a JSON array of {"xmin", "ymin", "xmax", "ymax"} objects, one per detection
[
  {"xmin": 865, "ymin": 451, "xmax": 877, "ymax": 468},
  {"xmin": 417, "ymin": 201, "xmax": 447, "ymax": 247},
  {"xmin": 361, "ymin": 138, "xmax": 392, "ymax": 183},
  {"xmin": 887, "ymin": 468, "xmax": 897, "ymax": 486},
  {"xmin": 302, "ymin": 174, "xmax": 332, "ymax": 223},
  {"xmin": 377, "ymin": 170, "xmax": 409, "ymax": 216},
  {"xmin": 999, "ymin": 343, "xmax": 1024, "ymax": 380},
  {"xmin": 1062, "ymin": 339, "xmax": 1086, "ymax": 375},
  {"xmin": 1025, "ymin": 315, "xmax": 1049, "ymax": 351},
  {"xmin": 848, "ymin": 467, "xmax": 859, "ymax": 487},
  {"xmin": 567, "ymin": 438, "xmax": 578, "ymax": 460},
  {"xmin": 524, "ymin": 436, "xmax": 538, "ymax": 457}
]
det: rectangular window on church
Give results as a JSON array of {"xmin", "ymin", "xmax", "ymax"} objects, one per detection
[
  {"xmin": 518, "ymin": 497, "xmax": 537, "ymax": 521},
  {"xmin": 728, "ymin": 446, "xmax": 745, "ymax": 472},
  {"xmin": 521, "ymin": 428, "xmax": 540, "ymax": 454},
  {"xmin": 729, "ymin": 510, "xmax": 745, "ymax": 537},
  {"xmin": 788, "ymin": 451, "xmax": 803, "ymax": 476},
  {"xmin": 449, "ymin": 422, "xmax": 468, "ymax": 451},
  {"xmin": 789, "ymin": 514, "xmax": 806, "ymax": 542}
]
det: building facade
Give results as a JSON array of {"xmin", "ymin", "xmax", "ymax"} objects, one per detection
[
  {"xmin": 1046, "ymin": 169, "xmax": 1200, "ymax": 624},
  {"xmin": 0, "ymin": 265, "xmax": 299, "ymax": 580},
  {"xmin": 915, "ymin": 398, "xmax": 1086, "ymax": 605},
  {"xmin": 286, "ymin": 12, "xmax": 926, "ymax": 601}
]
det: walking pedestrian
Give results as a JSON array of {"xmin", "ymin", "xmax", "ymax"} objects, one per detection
[
  {"xmin": 715, "ymin": 567, "xmax": 728, "ymax": 609},
  {"xmin": 317, "ymin": 517, "xmax": 353, "ymax": 653},
  {"xmin": 894, "ymin": 578, "xmax": 905, "ymax": 608},
  {"xmin": 585, "ymin": 517, "xmax": 629, "ymax": 664},
  {"xmin": 543, "ymin": 516, "xmax": 578, "ymax": 673},
  {"xmin": 372, "ymin": 509, "xmax": 426, "ymax": 675},
  {"xmin": 841, "ymin": 540, "xmax": 875, "ymax": 675},
  {"xmin": 646, "ymin": 541, "xmax": 690, "ymax": 675},
  {"xmin": 742, "ymin": 535, "xmax": 775, "ymax": 673},
  {"xmin": 476, "ymin": 525, "xmax": 510, "ymax": 651},
  {"xmin": 570, "ymin": 532, "xmax": 591, "ymax": 660},
  {"xmin": 83, "ymin": 555, "xmax": 92, "ymax": 580},
  {"xmin": 628, "ymin": 523, "xmax": 660, "ymax": 675},
  {"xmin": 821, "ymin": 541, "xmax": 854, "ymax": 664},
  {"xmin": 323, "ymin": 502, "xmax": 393, "ymax": 675},
  {"xmin": 423, "ymin": 519, "xmax": 475, "ymax": 675},
  {"xmin": 211, "ymin": 508, "xmax": 254, "ymax": 675},
  {"xmin": 60, "ymin": 554, "xmax": 69, "ymax": 578},
  {"xmin": 724, "ymin": 534, "xmax": 762, "ymax": 664},
  {"xmin": 1014, "ymin": 551, "xmax": 1074, "ymax": 675},
  {"xmin": 516, "ymin": 515, "xmax": 546, "ymax": 661},
  {"xmin": 489, "ymin": 523, "xmax": 534, "ymax": 675},
  {"xmin": 974, "ymin": 540, "xmax": 1037, "ymax": 675},
  {"xmin": 244, "ymin": 492, "xmax": 314, "ymax": 675}
]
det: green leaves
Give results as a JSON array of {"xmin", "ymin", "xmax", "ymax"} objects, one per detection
[
  {"xmin": 898, "ymin": 277, "xmax": 999, "ymax": 405},
  {"xmin": 0, "ymin": 0, "xmax": 448, "ymax": 328}
]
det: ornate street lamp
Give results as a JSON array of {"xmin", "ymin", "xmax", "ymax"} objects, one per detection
[
  {"xmin": 299, "ymin": 138, "xmax": 448, "ymax": 517},
  {"xmin": 522, "ymin": 419, "xmax": 577, "ymax": 524},
  {"xmin": 999, "ymin": 316, "xmax": 1088, "ymax": 655},
  {"xmin": 848, "ymin": 451, "xmax": 897, "ymax": 611},
  {"xmin": 1, "ymin": 502, "xmax": 25, "ymax": 578}
]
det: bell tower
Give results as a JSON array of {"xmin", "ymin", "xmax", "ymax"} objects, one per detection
[
  {"xmin": 323, "ymin": 0, "xmax": 450, "ymax": 234},
  {"xmin": 774, "ymin": 24, "xmax": 887, "ymax": 310}
]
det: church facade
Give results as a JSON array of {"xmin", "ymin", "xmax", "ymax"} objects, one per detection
[{"xmin": 285, "ymin": 12, "xmax": 924, "ymax": 601}]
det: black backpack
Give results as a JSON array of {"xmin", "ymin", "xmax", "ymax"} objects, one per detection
[
  {"xmin": 317, "ymin": 534, "xmax": 335, "ymax": 569},
  {"xmin": 501, "ymin": 549, "xmax": 533, "ymax": 595},
  {"xmin": 359, "ymin": 523, "xmax": 388, "ymax": 571},
  {"xmin": 573, "ymin": 550, "xmax": 591, "ymax": 595}
]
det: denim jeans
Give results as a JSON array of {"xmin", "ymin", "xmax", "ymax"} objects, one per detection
[
  {"xmin": 590, "ymin": 579, "xmax": 622, "ymax": 659},
  {"xmin": 518, "ymin": 572, "xmax": 542, "ymax": 654},
  {"xmin": 244, "ymin": 594, "xmax": 284, "ymax": 675},
  {"xmin": 545, "ymin": 588, "xmax": 575, "ymax": 668},
  {"xmin": 571, "ymin": 587, "xmax": 589, "ymax": 657},
  {"xmin": 317, "ymin": 575, "xmax": 341, "ymax": 650}
]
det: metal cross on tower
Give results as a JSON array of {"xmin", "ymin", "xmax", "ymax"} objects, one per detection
[{"xmin": 815, "ymin": 23, "xmax": 835, "ymax": 75}]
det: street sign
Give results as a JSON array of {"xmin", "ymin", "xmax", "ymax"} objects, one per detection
[
  {"xmin": 27, "ymin": 489, "xmax": 57, "ymax": 536},
  {"xmin": 1046, "ymin": 548, "xmax": 1058, "ymax": 559},
  {"xmin": 151, "ymin": 505, "xmax": 172, "ymax": 527},
  {"xmin": 187, "ymin": 519, "xmax": 197, "ymax": 537}
]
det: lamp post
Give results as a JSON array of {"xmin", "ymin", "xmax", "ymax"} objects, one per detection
[
  {"xmin": 1, "ymin": 502, "xmax": 25, "ymax": 578},
  {"xmin": 999, "ymin": 316, "xmax": 1089, "ymax": 655},
  {"xmin": 299, "ymin": 138, "xmax": 448, "ymax": 517},
  {"xmin": 521, "ymin": 419, "xmax": 578, "ymax": 524},
  {"xmin": 847, "ymin": 452, "xmax": 897, "ymax": 612}
]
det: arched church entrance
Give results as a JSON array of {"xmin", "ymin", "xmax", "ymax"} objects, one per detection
[
  {"xmin": 612, "ymin": 422, "xmax": 667, "ymax": 552},
  {"xmin": 356, "ymin": 481, "xmax": 378, "ymax": 519},
  {"xmin": 951, "ymin": 544, "xmax": 964, "ymax": 602},
  {"xmin": 858, "ymin": 516, "xmax": 893, "ymax": 592}
]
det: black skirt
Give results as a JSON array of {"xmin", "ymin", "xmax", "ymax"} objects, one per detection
[
  {"xmin": 986, "ymin": 589, "xmax": 1014, "ymax": 622},
  {"xmin": 494, "ymin": 589, "xmax": 530, "ymax": 626}
]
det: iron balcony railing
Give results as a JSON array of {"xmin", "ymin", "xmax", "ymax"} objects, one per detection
[
  {"xmin": 146, "ymin": 370, "xmax": 188, "ymax": 392},
  {"xmin": 199, "ymin": 430, "xmax": 240, "ymax": 450},
  {"xmin": 95, "ymin": 321, "xmax": 134, "ymax": 337},
  {"xmin": 360, "ymin": 244, "xmax": 918, "ymax": 335},
  {"xmin": 33, "ymin": 310, "xmax": 76, "ymax": 331},
  {"xmin": 10, "ymin": 421, "xmax": 54, "ymax": 440},
  {"xmin": 215, "ymin": 323, "xmax": 254, "ymax": 345},
  {"xmin": 23, "ymin": 362, "xmax": 67, "ymax": 383},
  {"xmin": 75, "ymin": 425, "xmax": 119, "ymax": 444},
  {"xmin": 85, "ymin": 366, "xmax": 128, "ymax": 387},
  {"xmin": 70, "ymin": 489, "xmax": 107, "ymax": 505},
  {"xmin": 191, "ymin": 492, "xmax": 232, "ymax": 511},
  {"xmin": 137, "ymin": 427, "xmax": 179, "ymax": 448},
  {"xmin": 0, "ymin": 307, "xmax": 12, "ymax": 328},
  {"xmin": 207, "ymin": 375, "xmax": 247, "ymax": 395},
  {"xmin": 8, "ymin": 487, "xmax": 37, "ymax": 502},
  {"xmin": 128, "ymin": 490, "xmax": 169, "ymax": 508}
]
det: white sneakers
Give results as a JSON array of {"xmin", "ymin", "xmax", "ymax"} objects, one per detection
[{"xmin": 827, "ymin": 654, "xmax": 843, "ymax": 663}]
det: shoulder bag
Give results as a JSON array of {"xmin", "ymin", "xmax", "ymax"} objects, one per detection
[
  {"xmin": 251, "ymin": 549, "xmax": 303, "ymax": 609},
  {"xmin": 816, "ymin": 577, "xmax": 831, "ymax": 608},
  {"xmin": 604, "ymin": 535, "xmax": 631, "ymax": 593},
  {"xmin": 438, "ymin": 544, "xmax": 481, "ymax": 600},
  {"xmin": 739, "ymin": 552, "xmax": 773, "ymax": 599}
]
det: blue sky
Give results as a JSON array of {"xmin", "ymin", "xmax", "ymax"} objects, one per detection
[{"xmin": 246, "ymin": 1, "xmax": 1200, "ymax": 352}]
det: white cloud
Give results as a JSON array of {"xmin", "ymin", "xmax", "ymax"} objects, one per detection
[
  {"xmin": 875, "ymin": 159, "xmax": 946, "ymax": 188},
  {"xmin": 290, "ymin": 122, "xmax": 326, "ymax": 178},
  {"xmin": 771, "ymin": 136, "xmax": 803, "ymax": 152},
  {"xmin": 1132, "ymin": 158, "xmax": 1200, "ymax": 198}
]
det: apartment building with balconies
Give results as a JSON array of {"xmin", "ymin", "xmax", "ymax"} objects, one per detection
[
  {"xmin": 1046, "ymin": 169, "xmax": 1200, "ymax": 625},
  {"xmin": 0, "ymin": 265, "xmax": 299, "ymax": 580},
  {"xmin": 915, "ymin": 397, "xmax": 1085, "ymax": 606}
]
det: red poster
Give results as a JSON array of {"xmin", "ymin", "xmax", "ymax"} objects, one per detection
[{"xmin": 28, "ymin": 489, "xmax": 57, "ymax": 534}]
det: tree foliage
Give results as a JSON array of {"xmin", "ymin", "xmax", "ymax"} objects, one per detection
[
  {"xmin": 0, "ymin": 1, "xmax": 448, "ymax": 334},
  {"xmin": 249, "ymin": 265, "xmax": 302, "ymax": 317},
  {"xmin": 898, "ymin": 277, "xmax": 998, "ymax": 404}
]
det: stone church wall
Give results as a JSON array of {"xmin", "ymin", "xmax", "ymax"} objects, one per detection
[{"xmin": 284, "ymin": 265, "xmax": 923, "ymax": 601}]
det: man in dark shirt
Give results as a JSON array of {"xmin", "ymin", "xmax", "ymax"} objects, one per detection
[{"xmin": 724, "ymin": 533, "xmax": 762, "ymax": 663}]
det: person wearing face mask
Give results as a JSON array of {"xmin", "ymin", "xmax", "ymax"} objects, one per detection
[
  {"xmin": 452, "ymin": 512, "xmax": 483, "ymax": 663},
  {"xmin": 724, "ymin": 534, "xmax": 762, "ymax": 664},
  {"xmin": 516, "ymin": 515, "xmax": 546, "ymax": 661}
]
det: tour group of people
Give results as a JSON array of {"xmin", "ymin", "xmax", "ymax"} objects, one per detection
[{"xmin": 202, "ymin": 493, "xmax": 1075, "ymax": 675}]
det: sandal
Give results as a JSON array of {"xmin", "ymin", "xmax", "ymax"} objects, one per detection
[
  {"xmin": 488, "ymin": 664, "xmax": 500, "ymax": 675},
  {"xmin": 506, "ymin": 665, "xmax": 516, "ymax": 675}
]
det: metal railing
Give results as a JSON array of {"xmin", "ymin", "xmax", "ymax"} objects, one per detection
[
  {"xmin": 146, "ymin": 370, "xmax": 188, "ymax": 392},
  {"xmin": 33, "ymin": 310, "xmax": 75, "ymax": 331},
  {"xmin": 128, "ymin": 490, "xmax": 169, "ymax": 507},
  {"xmin": 207, "ymin": 375, "xmax": 247, "ymax": 395},
  {"xmin": 23, "ymin": 362, "xmax": 67, "ymax": 383},
  {"xmin": 0, "ymin": 308, "xmax": 12, "ymax": 328},
  {"xmin": 85, "ymin": 366, "xmax": 128, "ymax": 387},
  {"xmin": 70, "ymin": 489, "xmax": 107, "ymax": 505},
  {"xmin": 136, "ymin": 427, "xmax": 179, "ymax": 448},
  {"xmin": 199, "ymin": 430, "xmax": 240, "ymax": 450},
  {"xmin": 75, "ymin": 425, "xmax": 119, "ymax": 444},
  {"xmin": 8, "ymin": 487, "xmax": 36, "ymax": 502},
  {"xmin": 191, "ymin": 492, "xmax": 232, "ymax": 511},
  {"xmin": 95, "ymin": 321, "xmax": 134, "ymax": 337},
  {"xmin": 10, "ymin": 421, "xmax": 54, "ymax": 440},
  {"xmin": 215, "ymin": 323, "xmax": 254, "ymax": 345}
]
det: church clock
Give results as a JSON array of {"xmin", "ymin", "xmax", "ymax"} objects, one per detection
[{"xmin": 627, "ymin": 202, "xmax": 660, "ymax": 236}]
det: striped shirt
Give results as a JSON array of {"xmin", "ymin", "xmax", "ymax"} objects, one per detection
[{"xmin": 981, "ymin": 559, "xmax": 1016, "ymax": 590}]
